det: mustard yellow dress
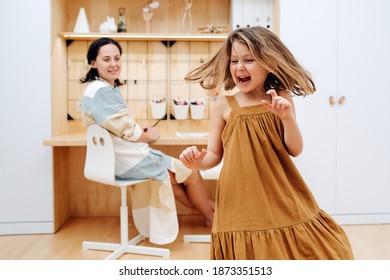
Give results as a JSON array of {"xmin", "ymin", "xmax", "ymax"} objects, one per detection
[{"xmin": 210, "ymin": 95, "xmax": 354, "ymax": 260}]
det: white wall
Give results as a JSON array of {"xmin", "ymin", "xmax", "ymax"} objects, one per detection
[{"xmin": 0, "ymin": 0, "xmax": 53, "ymax": 234}]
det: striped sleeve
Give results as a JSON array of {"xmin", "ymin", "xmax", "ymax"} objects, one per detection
[{"xmin": 82, "ymin": 81, "xmax": 142, "ymax": 141}]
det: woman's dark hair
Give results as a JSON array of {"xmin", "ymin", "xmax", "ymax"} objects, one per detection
[{"xmin": 80, "ymin": 37, "xmax": 124, "ymax": 86}]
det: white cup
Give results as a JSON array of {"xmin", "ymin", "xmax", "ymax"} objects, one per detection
[
  {"xmin": 173, "ymin": 104, "xmax": 189, "ymax": 120},
  {"xmin": 190, "ymin": 104, "xmax": 205, "ymax": 120},
  {"xmin": 150, "ymin": 101, "xmax": 166, "ymax": 119}
]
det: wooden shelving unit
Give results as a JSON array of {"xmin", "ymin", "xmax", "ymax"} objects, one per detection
[
  {"xmin": 60, "ymin": 32, "xmax": 228, "ymax": 41},
  {"xmin": 49, "ymin": 0, "xmax": 279, "ymax": 232}
]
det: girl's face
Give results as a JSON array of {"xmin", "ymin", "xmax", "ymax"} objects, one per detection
[
  {"xmin": 230, "ymin": 41, "xmax": 268, "ymax": 94},
  {"xmin": 91, "ymin": 43, "xmax": 121, "ymax": 86}
]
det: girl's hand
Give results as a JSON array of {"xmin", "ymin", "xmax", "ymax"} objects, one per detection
[
  {"xmin": 262, "ymin": 89, "xmax": 303, "ymax": 156},
  {"xmin": 179, "ymin": 146, "xmax": 207, "ymax": 169},
  {"xmin": 261, "ymin": 89, "xmax": 293, "ymax": 121}
]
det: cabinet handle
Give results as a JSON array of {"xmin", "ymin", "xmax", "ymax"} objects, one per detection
[
  {"xmin": 338, "ymin": 96, "xmax": 346, "ymax": 105},
  {"xmin": 329, "ymin": 96, "xmax": 335, "ymax": 105}
]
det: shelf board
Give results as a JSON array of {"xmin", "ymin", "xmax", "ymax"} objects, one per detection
[{"xmin": 60, "ymin": 32, "xmax": 227, "ymax": 42}]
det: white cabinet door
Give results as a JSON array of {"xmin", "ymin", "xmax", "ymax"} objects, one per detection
[
  {"xmin": 231, "ymin": 0, "xmax": 274, "ymax": 30},
  {"xmin": 280, "ymin": 0, "xmax": 390, "ymax": 222},
  {"xmin": 336, "ymin": 0, "xmax": 390, "ymax": 216},
  {"xmin": 280, "ymin": 0, "xmax": 339, "ymax": 214},
  {"xmin": 0, "ymin": 0, "xmax": 53, "ymax": 234}
]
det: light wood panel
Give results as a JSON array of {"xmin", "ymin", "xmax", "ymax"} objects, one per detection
[
  {"xmin": 52, "ymin": 0, "xmax": 70, "ymax": 136},
  {"xmin": 65, "ymin": 0, "xmax": 230, "ymax": 33},
  {"xmin": 66, "ymin": 39, "xmax": 222, "ymax": 125},
  {"xmin": 51, "ymin": 144, "xmax": 216, "ymax": 231},
  {"xmin": 53, "ymin": 147, "xmax": 71, "ymax": 230}
]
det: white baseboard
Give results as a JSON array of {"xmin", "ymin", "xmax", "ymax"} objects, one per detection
[
  {"xmin": 0, "ymin": 222, "xmax": 54, "ymax": 235},
  {"xmin": 331, "ymin": 213, "xmax": 390, "ymax": 225},
  {"xmin": 1, "ymin": 214, "xmax": 389, "ymax": 236}
]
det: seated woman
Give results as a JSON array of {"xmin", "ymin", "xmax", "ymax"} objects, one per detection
[{"xmin": 80, "ymin": 37, "xmax": 214, "ymax": 244}]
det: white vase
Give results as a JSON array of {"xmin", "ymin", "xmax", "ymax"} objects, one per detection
[{"xmin": 74, "ymin": 7, "xmax": 90, "ymax": 33}]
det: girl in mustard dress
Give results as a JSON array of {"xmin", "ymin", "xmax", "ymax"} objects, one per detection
[{"xmin": 179, "ymin": 26, "xmax": 354, "ymax": 260}]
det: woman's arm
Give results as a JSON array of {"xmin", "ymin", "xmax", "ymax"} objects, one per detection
[{"xmin": 85, "ymin": 84, "xmax": 156, "ymax": 142}]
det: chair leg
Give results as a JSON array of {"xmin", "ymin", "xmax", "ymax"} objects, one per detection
[
  {"xmin": 83, "ymin": 234, "xmax": 170, "ymax": 260},
  {"xmin": 182, "ymin": 175, "xmax": 216, "ymax": 244},
  {"xmin": 183, "ymin": 234, "xmax": 211, "ymax": 243},
  {"xmin": 82, "ymin": 186, "xmax": 170, "ymax": 259}
]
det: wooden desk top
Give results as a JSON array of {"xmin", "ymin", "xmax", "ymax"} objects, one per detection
[
  {"xmin": 43, "ymin": 131, "xmax": 209, "ymax": 147},
  {"xmin": 44, "ymin": 120, "xmax": 211, "ymax": 146}
]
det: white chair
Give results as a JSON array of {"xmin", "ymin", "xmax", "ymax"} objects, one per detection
[
  {"xmin": 83, "ymin": 124, "xmax": 170, "ymax": 260},
  {"xmin": 183, "ymin": 162, "xmax": 222, "ymax": 244}
]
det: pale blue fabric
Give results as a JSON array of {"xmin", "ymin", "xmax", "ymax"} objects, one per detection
[
  {"xmin": 116, "ymin": 149, "xmax": 172, "ymax": 182},
  {"xmin": 82, "ymin": 86, "xmax": 126, "ymax": 126}
]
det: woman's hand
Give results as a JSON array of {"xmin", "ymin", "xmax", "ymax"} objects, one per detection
[
  {"xmin": 261, "ymin": 89, "xmax": 294, "ymax": 121},
  {"xmin": 180, "ymin": 146, "xmax": 208, "ymax": 169},
  {"xmin": 140, "ymin": 126, "xmax": 160, "ymax": 142}
]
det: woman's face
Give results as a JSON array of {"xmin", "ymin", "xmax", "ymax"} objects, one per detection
[
  {"xmin": 91, "ymin": 43, "xmax": 121, "ymax": 86},
  {"xmin": 230, "ymin": 41, "xmax": 268, "ymax": 94}
]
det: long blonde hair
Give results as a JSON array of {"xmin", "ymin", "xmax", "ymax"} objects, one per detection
[{"xmin": 185, "ymin": 26, "xmax": 315, "ymax": 96}]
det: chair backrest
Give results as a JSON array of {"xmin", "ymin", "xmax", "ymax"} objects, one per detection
[{"xmin": 84, "ymin": 124, "xmax": 117, "ymax": 186}]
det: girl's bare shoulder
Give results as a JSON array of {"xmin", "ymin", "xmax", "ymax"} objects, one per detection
[{"xmin": 213, "ymin": 94, "xmax": 233, "ymax": 121}]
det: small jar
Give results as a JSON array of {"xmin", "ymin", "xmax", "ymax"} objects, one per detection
[{"xmin": 117, "ymin": 7, "xmax": 127, "ymax": 32}]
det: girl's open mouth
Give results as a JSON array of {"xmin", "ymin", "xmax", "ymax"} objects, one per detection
[{"xmin": 239, "ymin": 76, "xmax": 251, "ymax": 83}]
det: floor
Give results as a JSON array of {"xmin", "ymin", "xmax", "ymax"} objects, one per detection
[{"xmin": 0, "ymin": 215, "xmax": 390, "ymax": 260}]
